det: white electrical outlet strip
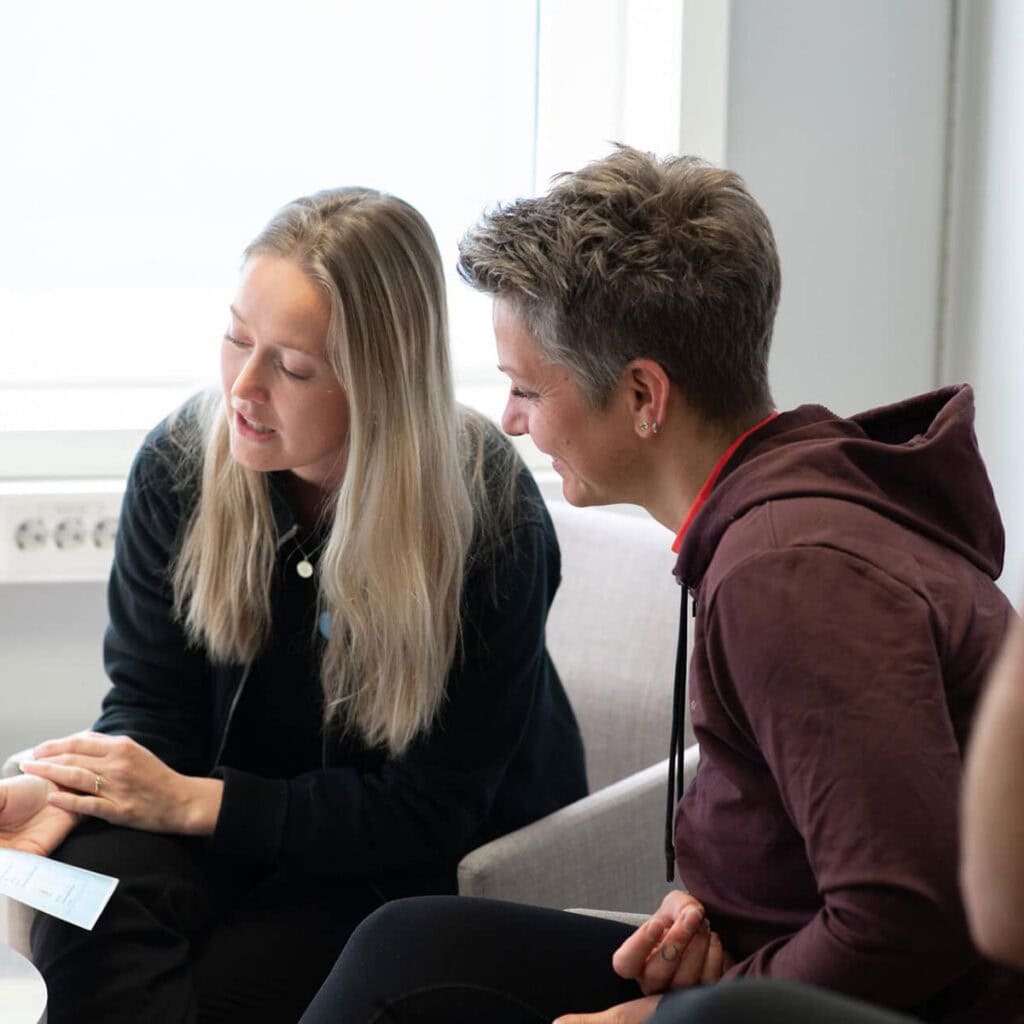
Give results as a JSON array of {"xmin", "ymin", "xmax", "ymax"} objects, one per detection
[{"xmin": 0, "ymin": 480, "xmax": 125, "ymax": 584}]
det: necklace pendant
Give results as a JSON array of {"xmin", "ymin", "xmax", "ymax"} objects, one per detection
[{"xmin": 296, "ymin": 559, "xmax": 314, "ymax": 579}]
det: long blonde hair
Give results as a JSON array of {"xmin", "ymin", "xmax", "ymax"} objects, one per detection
[{"xmin": 173, "ymin": 188, "xmax": 501, "ymax": 755}]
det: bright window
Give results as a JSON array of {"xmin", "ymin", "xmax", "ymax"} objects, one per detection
[{"xmin": 1, "ymin": 0, "xmax": 709, "ymax": 477}]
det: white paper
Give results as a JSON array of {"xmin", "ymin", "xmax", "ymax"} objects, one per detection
[{"xmin": 0, "ymin": 848, "xmax": 118, "ymax": 930}]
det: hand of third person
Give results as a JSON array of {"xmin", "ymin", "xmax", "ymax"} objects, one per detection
[
  {"xmin": 21, "ymin": 731, "xmax": 223, "ymax": 837},
  {"xmin": 553, "ymin": 994, "xmax": 663, "ymax": 1024},
  {"xmin": 0, "ymin": 774, "xmax": 81, "ymax": 856}
]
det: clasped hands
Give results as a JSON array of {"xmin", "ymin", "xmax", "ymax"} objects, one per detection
[
  {"xmin": 553, "ymin": 891, "xmax": 734, "ymax": 1024},
  {"xmin": 0, "ymin": 731, "xmax": 222, "ymax": 856}
]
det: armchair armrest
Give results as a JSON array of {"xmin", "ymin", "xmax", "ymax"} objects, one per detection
[
  {"xmin": 3, "ymin": 748, "xmax": 32, "ymax": 778},
  {"xmin": 2, "ymin": 747, "xmax": 37, "ymax": 956},
  {"xmin": 458, "ymin": 744, "xmax": 700, "ymax": 913}
]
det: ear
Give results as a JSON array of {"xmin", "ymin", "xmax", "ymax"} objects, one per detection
[{"xmin": 623, "ymin": 359, "xmax": 671, "ymax": 437}]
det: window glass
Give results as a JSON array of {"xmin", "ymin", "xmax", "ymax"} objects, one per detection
[{"xmin": 0, "ymin": 0, "xmax": 537, "ymax": 396}]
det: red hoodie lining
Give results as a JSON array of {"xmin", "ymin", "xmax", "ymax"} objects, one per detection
[{"xmin": 671, "ymin": 412, "xmax": 779, "ymax": 554}]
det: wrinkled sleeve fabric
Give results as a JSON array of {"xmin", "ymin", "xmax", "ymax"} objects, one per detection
[
  {"xmin": 210, "ymin": 516, "xmax": 562, "ymax": 879},
  {"xmin": 706, "ymin": 546, "xmax": 978, "ymax": 1008},
  {"xmin": 94, "ymin": 435, "xmax": 212, "ymax": 776}
]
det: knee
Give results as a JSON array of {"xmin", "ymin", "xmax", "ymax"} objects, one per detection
[
  {"xmin": 301, "ymin": 898, "xmax": 465, "ymax": 1023},
  {"xmin": 32, "ymin": 825, "xmax": 212, "ymax": 971},
  {"xmin": 343, "ymin": 896, "xmax": 463, "ymax": 969},
  {"xmin": 52, "ymin": 819, "xmax": 202, "ymax": 877}
]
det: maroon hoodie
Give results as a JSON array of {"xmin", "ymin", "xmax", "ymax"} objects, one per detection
[{"xmin": 674, "ymin": 385, "xmax": 1023, "ymax": 1021}]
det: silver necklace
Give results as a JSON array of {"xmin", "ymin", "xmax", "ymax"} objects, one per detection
[
  {"xmin": 293, "ymin": 532, "xmax": 322, "ymax": 579},
  {"xmin": 278, "ymin": 518, "xmax": 324, "ymax": 580}
]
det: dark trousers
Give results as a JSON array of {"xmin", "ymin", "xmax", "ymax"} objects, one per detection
[
  {"xmin": 32, "ymin": 819, "xmax": 384, "ymax": 1024},
  {"xmin": 299, "ymin": 896, "xmax": 920, "ymax": 1024}
]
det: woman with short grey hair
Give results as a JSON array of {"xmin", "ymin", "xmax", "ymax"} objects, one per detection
[{"xmin": 300, "ymin": 147, "xmax": 1023, "ymax": 1023}]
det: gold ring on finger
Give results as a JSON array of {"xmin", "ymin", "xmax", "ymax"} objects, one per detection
[{"xmin": 94, "ymin": 773, "xmax": 103, "ymax": 795}]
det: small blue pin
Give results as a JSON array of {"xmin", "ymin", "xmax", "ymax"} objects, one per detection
[{"xmin": 318, "ymin": 611, "xmax": 332, "ymax": 639}]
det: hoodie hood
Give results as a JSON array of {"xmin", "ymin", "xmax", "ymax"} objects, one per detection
[{"xmin": 675, "ymin": 384, "xmax": 1004, "ymax": 588}]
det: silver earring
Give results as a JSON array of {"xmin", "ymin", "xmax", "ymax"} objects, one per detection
[
  {"xmin": 639, "ymin": 421, "xmax": 649, "ymax": 432},
  {"xmin": 651, "ymin": 422, "xmax": 660, "ymax": 436}
]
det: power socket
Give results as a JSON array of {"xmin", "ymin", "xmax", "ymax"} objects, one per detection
[{"xmin": 0, "ymin": 480, "xmax": 125, "ymax": 583}]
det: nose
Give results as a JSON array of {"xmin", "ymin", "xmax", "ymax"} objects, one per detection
[
  {"xmin": 501, "ymin": 394, "xmax": 528, "ymax": 437},
  {"xmin": 231, "ymin": 351, "xmax": 269, "ymax": 405}
]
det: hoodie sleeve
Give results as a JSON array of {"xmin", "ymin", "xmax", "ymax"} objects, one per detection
[
  {"xmin": 208, "ymin": 512, "xmax": 582, "ymax": 879},
  {"xmin": 94, "ymin": 430, "xmax": 213, "ymax": 777},
  {"xmin": 704, "ymin": 544, "xmax": 978, "ymax": 1008}
]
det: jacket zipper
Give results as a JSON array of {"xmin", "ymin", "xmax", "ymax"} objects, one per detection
[{"xmin": 211, "ymin": 523, "xmax": 299, "ymax": 770}]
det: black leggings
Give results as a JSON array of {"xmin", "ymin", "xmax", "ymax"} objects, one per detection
[
  {"xmin": 32, "ymin": 819, "xmax": 384, "ymax": 1024},
  {"xmin": 299, "ymin": 896, "xmax": 920, "ymax": 1023}
]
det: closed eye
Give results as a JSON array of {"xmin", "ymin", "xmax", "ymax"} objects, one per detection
[
  {"xmin": 279, "ymin": 362, "xmax": 311, "ymax": 381},
  {"xmin": 225, "ymin": 335, "xmax": 311, "ymax": 380},
  {"xmin": 510, "ymin": 385, "xmax": 538, "ymax": 400}
]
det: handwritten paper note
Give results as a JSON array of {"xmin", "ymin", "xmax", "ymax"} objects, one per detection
[{"xmin": 0, "ymin": 848, "xmax": 118, "ymax": 929}]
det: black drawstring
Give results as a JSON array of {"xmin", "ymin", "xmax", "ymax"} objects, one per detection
[{"xmin": 665, "ymin": 581, "xmax": 691, "ymax": 882}]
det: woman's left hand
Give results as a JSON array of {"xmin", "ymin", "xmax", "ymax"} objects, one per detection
[{"xmin": 21, "ymin": 731, "xmax": 222, "ymax": 837}]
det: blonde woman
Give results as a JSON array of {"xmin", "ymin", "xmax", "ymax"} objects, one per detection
[{"xmin": 0, "ymin": 188, "xmax": 586, "ymax": 1023}]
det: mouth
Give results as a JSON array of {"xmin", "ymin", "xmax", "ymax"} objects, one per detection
[{"xmin": 234, "ymin": 410, "xmax": 277, "ymax": 439}]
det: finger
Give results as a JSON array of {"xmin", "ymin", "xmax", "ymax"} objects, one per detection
[
  {"xmin": 47, "ymin": 790, "xmax": 111, "ymax": 821},
  {"xmin": 657, "ymin": 890, "xmax": 704, "ymax": 924},
  {"xmin": 0, "ymin": 775, "xmax": 50, "ymax": 820},
  {"xmin": 612, "ymin": 917, "xmax": 668, "ymax": 979},
  {"xmin": 635, "ymin": 904, "xmax": 705, "ymax": 992},
  {"xmin": 33, "ymin": 733, "xmax": 112, "ymax": 759},
  {"xmin": 666, "ymin": 921, "xmax": 713, "ymax": 990},
  {"xmin": 700, "ymin": 932, "xmax": 724, "ymax": 985},
  {"xmin": 22, "ymin": 760, "xmax": 101, "ymax": 796}
]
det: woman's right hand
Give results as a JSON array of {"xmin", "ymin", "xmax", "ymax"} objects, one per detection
[
  {"xmin": 611, "ymin": 890, "xmax": 727, "ymax": 994},
  {"xmin": 0, "ymin": 774, "xmax": 81, "ymax": 857}
]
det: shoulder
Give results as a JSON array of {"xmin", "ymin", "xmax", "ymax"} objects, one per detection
[
  {"xmin": 122, "ymin": 391, "xmax": 213, "ymax": 524},
  {"xmin": 458, "ymin": 410, "xmax": 557, "ymax": 586},
  {"xmin": 697, "ymin": 499, "xmax": 934, "ymax": 657},
  {"xmin": 706, "ymin": 495, "xmax": 914, "ymax": 592},
  {"xmin": 461, "ymin": 408, "xmax": 551, "ymax": 536}
]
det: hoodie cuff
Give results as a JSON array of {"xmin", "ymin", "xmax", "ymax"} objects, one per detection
[{"xmin": 210, "ymin": 766, "xmax": 288, "ymax": 866}]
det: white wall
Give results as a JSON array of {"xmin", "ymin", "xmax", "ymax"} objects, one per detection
[
  {"xmin": 943, "ymin": 0, "xmax": 1024, "ymax": 602},
  {"xmin": 725, "ymin": 0, "xmax": 1021, "ymax": 600},
  {"xmin": 726, "ymin": 0, "xmax": 951, "ymax": 415},
  {"xmin": 0, "ymin": 583, "xmax": 110, "ymax": 757}
]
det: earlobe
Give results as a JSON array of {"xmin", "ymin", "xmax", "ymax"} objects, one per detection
[{"xmin": 627, "ymin": 359, "xmax": 670, "ymax": 438}]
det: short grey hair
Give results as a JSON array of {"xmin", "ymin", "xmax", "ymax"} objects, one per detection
[{"xmin": 458, "ymin": 145, "xmax": 780, "ymax": 427}]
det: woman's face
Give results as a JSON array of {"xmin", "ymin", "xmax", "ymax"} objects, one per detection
[
  {"xmin": 222, "ymin": 254, "xmax": 350, "ymax": 492},
  {"xmin": 494, "ymin": 298, "xmax": 637, "ymax": 507}
]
